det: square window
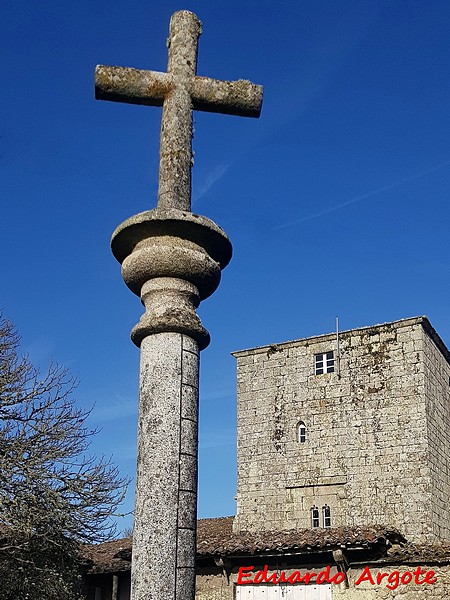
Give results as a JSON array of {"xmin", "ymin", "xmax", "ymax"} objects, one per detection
[{"xmin": 314, "ymin": 351, "xmax": 334, "ymax": 374}]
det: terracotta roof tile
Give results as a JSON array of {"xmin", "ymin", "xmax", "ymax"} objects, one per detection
[
  {"xmin": 381, "ymin": 543, "xmax": 450, "ymax": 565},
  {"xmin": 196, "ymin": 517, "xmax": 403, "ymax": 556},
  {"xmin": 84, "ymin": 537, "xmax": 132, "ymax": 573},
  {"xmin": 84, "ymin": 517, "xmax": 404, "ymax": 573}
]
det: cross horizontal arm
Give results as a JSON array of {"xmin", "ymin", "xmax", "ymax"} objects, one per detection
[
  {"xmin": 191, "ymin": 77, "xmax": 262, "ymax": 118},
  {"xmin": 95, "ymin": 65, "xmax": 171, "ymax": 107},
  {"xmin": 95, "ymin": 65, "xmax": 263, "ymax": 117}
]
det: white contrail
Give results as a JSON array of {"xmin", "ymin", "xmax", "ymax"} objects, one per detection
[
  {"xmin": 273, "ymin": 159, "xmax": 450, "ymax": 231},
  {"xmin": 192, "ymin": 164, "xmax": 230, "ymax": 205}
]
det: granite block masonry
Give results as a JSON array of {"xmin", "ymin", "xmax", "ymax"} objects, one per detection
[
  {"xmin": 95, "ymin": 10, "xmax": 262, "ymax": 600},
  {"xmin": 232, "ymin": 317, "xmax": 450, "ymax": 544}
]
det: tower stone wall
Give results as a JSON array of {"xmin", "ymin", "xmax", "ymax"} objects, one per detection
[
  {"xmin": 423, "ymin": 325, "xmax": 450, "ymax": 540},
  {"xmin": 232, "ymin": 317, "xmax": 450, "ymax": 543}
]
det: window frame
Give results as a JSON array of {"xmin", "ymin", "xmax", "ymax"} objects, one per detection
[
  {"xmin": 322, "ymin": 504, "xmax": 331, "ymax": 528},
  {"xmin": 297, "ymin": 421, "xmax": 306, "ymax": 443},
  {"xmin": 314, "ymin": 351, "xmax": 335, "ymax": 375},
  {"xmin": 311, "ymin": 505, "xmax": 320, "ymax": 528}
]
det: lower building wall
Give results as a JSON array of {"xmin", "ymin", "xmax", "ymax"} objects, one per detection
[
  {"xmin": 196, "ymin": 562, "xmax": 450, "ymax": 600},
  {"xmin": 84, "ymin": 559, "xmax": 450, "ymax": 599},
  {"xmin": 85, "ymin": 572, "xmax": 131, "ymax": 600}
]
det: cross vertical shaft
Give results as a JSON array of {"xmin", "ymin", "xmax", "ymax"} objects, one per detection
[{"xmin": 158, "ymin": 12, "xmax": 200, "ymax": 211}]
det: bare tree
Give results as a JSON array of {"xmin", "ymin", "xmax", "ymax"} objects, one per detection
[
  {"xmin": 0, "ymin": 316, "xmax": 129, "ymax": 599},
  {"xmin": 122, "ymin": 525, "xmax": 134, "ymax": 539}
]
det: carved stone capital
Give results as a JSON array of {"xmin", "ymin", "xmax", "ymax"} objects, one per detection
[
  {"xmin": 131, "ymin": 278, "xmax": 209, "ymax": 349},
  {"xmin": 111, "ymin": 208, "xmax": 232, "ymax": 349}
]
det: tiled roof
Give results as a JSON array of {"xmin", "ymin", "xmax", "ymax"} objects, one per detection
[
  {"xmin": 84, "ymin": 516, "xmax": 405, "ymax": 573},
  {"xmin": 379, "ymin": 543, "xmax": 450, "ymax": 565},
  {"xmin": 196, "ymin": 517, "xmax": 402, "ymax": 557},
  {"xmin": 84, "ymin": 537, "xmax": 132, "ymax": 573}
]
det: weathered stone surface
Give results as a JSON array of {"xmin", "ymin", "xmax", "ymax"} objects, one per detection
[
  {"xmin": 122, "ymin": 239, "xmax": 221, "ymax": 299},
  {"xmin": 111, "ymin": 208, "xmax": 232, "ymax": 271},
  {"xmin": 111, "ymin": 209, "xmax": 232, "ymax": 348},
  {"xmin": 133, "ymin": 333, "xmax": 199, "ymax": 600},
  {"xmin": 95, "ymin": 66, "xmax": 171, "ymax": 105},
  {"xmin": 96, "ymin": 65, "xmax": 263, "ymax": 117},
  {"xmin": 96, "ymin": 10, "xmax": 262, "ymax": 212},
  {"xmin": 232, "ymin": 317, "xmax": 450, "ymax": 544},
  {"xmin": 131, "ymin": 278, "xmax": 209, "ymax": 349}
]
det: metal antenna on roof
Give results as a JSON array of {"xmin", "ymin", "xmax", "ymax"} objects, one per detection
[{"xmin": 336, "ymin": 316, "xmax": 341, "ymax": 378}]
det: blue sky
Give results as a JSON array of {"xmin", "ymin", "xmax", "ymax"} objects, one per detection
[{"xmin": 2, "ymin": 0, "xmax": 449, "ymax": 534}]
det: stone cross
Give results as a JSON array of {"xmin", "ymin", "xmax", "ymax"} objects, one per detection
[
  {"xmin": 95, "ymin": 10, "xmax": 262, "ymax": 600},
  {"xmin": 95, "ymin": 10, "xmax": 262, "ymax": 212}
]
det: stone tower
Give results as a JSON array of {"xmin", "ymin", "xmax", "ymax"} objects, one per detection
[{"xmin": 232, "ymin": 316, "xmax": 450, "ymax": 543}]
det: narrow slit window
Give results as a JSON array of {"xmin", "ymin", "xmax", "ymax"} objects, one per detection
[
  {"xmin": 322, "ymin": 504, "xmax": 331, "ymax": 528},
  {"xmin": 311, "ymin": 505, "xmax": 319, "ymax": 528},
  {"xmin": 298, "ymin": 421, "xmax": 306, "ymax": 443},
  {"xmin": 314, "ymin": 351, "xmax": 335, "ymax": 374}
]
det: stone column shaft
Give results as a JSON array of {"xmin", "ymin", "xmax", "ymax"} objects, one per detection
[{"xmin": 132, "ymin": 332, "xmax": 199, "ymax": 600}]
